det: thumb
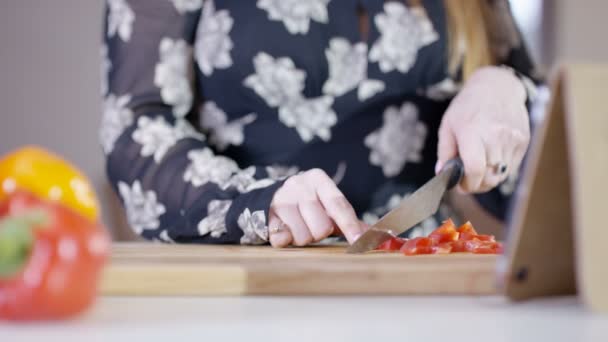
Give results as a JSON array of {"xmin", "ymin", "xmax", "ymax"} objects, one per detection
[{"xmin": 436, "ymin": 121, "xmax": 458, "ymax": 174}]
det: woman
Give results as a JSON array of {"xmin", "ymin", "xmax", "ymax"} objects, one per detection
[{"xmin": 101, "ymin": 0, "xmax": 540, "ymax": 247}]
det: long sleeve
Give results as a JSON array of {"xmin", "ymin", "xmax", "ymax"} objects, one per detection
[
  {"xmin": 416, "ymin": 0, "xmax": 546, "ymax": 221},
  {"xmin": 471, "ymin": 0, "xmax": 546, "ymax": 221},
  {"xmin": 485, "ymin": 0, "xmax": 545, "ymax": 105},
  {"xmin": 100, "ymin": 0, "xmax": 284, "ymax": 244}
]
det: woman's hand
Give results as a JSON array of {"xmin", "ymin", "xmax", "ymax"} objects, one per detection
[
  {"xmin": 436, "ymin": 66, "xmax": 530, "ymax": 193},
  {"xmin": 268, "ymin": 169, "xmax": 366, "ymax": 247}
]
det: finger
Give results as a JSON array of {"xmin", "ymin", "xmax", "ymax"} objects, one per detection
[
  {"xmin": 478, "ymin": 177, "xmax": 499, "ymax": 193},
  {"xmin": 436, "ymin": 120, "xmax": 458, "ymax": 174},
  {"xmin": 305, "ymin": 170, "xmax": 363, "ymax": 244},
  {"xmin": 480, "ymin": 142, "xmax": 518, "ymax": 193},
  {"xmin": 321, "ymin": 195, "xmax": 362, "ymax": 244},
  {"xmin": 286, "ymin": 173, "xmax": 335, "ymax": 241},
  {"xmin": 330, "ymin": 218, "xmax": 342, "ymax": 236},
  {"xmin": 299, "ymin": 199, "xmax": 334, "ymax": 242},
  {"xmin": 360, "ymin": 221, "xmax": 371, "ymax": 231},
  {"xmin": 480, "ymin": 137, "xmax": 507, "ymax": 191},
  {"xmin": 511, "ymin": 138, "xmax": 529, "ymax": 175},
  {"xmin": 456, "ymin": 132, "xmax": 487, "ymax": 193},
  {"xmin": 268, "ymin": 211, "xmax": 293, "ymax": 248},
  {"xmin": 274, "ymin": 204, "xmax": 313, "ymax": 247}
]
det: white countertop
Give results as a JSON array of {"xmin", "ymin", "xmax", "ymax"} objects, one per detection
[{"xmin": 1, "ymin": 296, "xmax": 606, "ymax": 342}]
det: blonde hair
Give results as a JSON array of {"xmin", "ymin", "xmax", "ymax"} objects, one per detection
[
  {"xmin": 444, "ymin": 0, "xmax": 494, "ymax": 79},
  {"xmin": 407, "ymin": 0, "xmax": 511, "ymax": 80}
]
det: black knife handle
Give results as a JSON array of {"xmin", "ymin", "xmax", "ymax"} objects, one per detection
[{"xmin": 444, "ymin": 157, "xmax": 464, "ymax": 190}]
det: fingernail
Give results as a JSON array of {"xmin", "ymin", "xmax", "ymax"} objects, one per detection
[{"xmin": 435, "ymin": 160, "xmax": 443, "ymax": 175}]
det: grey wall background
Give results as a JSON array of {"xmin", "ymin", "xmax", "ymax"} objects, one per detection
[
  {"xmin": 0, "ymin": 0, "xmax": 605, "ymax": 240},
  {"xmin": 0, "ymin": 0, "xmax": 135, "ymax": 240}
]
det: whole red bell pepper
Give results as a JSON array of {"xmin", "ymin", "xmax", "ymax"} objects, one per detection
[{"xmin": 0, "ymin": 191, "xmax": 109, "ymax": 320}]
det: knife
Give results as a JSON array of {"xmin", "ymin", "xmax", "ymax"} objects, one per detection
[{"xmin": 347, "ymin": 157, "xmax": 464, "ymax": 254}]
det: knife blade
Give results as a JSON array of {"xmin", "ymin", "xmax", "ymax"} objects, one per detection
[{"xmin": 347, "ymin": 157, "xmax": 464, "ymax": 254}]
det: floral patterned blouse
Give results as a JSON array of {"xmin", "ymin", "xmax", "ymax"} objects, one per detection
[{"xmin": 101, "ymin": 0, "xmax": 541, "ymax": 244}]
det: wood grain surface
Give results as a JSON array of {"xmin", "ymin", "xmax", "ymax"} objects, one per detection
[
  {"xmin": 503, "ymin": 64, "xmax": 608, "ymax": 313},
  {"xmin": 101, "ymin": 242, "xmax": 499, "ymax": 296}
]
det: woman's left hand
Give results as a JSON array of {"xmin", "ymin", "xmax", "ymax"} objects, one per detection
[{"xmin": 436, "ymin": 66, "xmax": 530, "ymax": 193}]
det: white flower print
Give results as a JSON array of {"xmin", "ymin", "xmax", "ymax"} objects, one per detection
[
  {"xmin": 369, "ymin": 2, "xmax": 438, "ymax": 73},
  {"xmin": 244, "ymin": 52, "xmax": 339, "ymax": 142},
  {"xmin": 183, "ymin": 148, "xmax": 239, "ymax": 187},
  {"xmin": 358, "ymin": 80, "xmax": 386, "ymax": 102},
  {"xmin": 361, "ymin": 212, "xmax": 378, "ymax": 226},
  {"xmin": 409, "ymin": 216, "xmax": 439, "ymax": 239},
  {"xmin": 100, "ymin": 94, "xmax": 133, "ymax": 154},
  {"xmin": 171, "ymin": 0, "xmax": 202, "ymax": 14},
  {"xmin": 278, "ymin": 96, "xmax": 337, "ymax": 142},
  {"xmin": 362, "ymin": 193, "xmax": 440, "ymax": 238},
  {"xmin": 198, "ymin": 199, "xmax": 232, "ymax": 238},
  {"xmin": 154, "ymin": 38, "xmax": 193, "ymax": 117},
  {"xmin": 238, "ymin": 208, "xmax": 268, "ymax": 244},
  {"xmin": 257, "ymin": 0, "xmax": 330, "ymax": 35},
  {"xmin": 195, "ymin": 0, "xmax": 234, "ymax": 76},
  {"xmin": 245, "ymin": 179, "xmax": 276, "ymax": 192},
  {"xmin": 323, "ymin": 37, "xmax": 385, "ymax": 101},
  {"xmin": 183, "ymin": 150, "xmax": 275, "ymax": 192},
  {"xmin": 132, "ymin": 116, "xmax": 176, "ymax": 162},
  {"xmin": 332, "ymin": 161, "xmax": 347, "ymax": 185},
  {"xmin": 418, "ymin": 77, "xmax": 460, "ymax": 101},
  {"xmin": 107, "ymin": 0, "xmax": 135, "ymax": 42},
  {"xmin": 132, "ymin": 116, "xmax": 201, "ymax": 163},
  {"xmin": 118, "ymin": 180, "xmax": 166, "ymax": 234},
  {"xmin": 223, "ymin": 167, "xmax": 275, "ymax": 193},
  {"xmin": 173, "ymin": 118, "xmax": 205, "ymax": 141},
  {"xmin": 158, "ymin": 230, "xmax": 175, "ymax": 243},
  {"xmin": 323, "ymin": 38, "xmax": 366, "ymax": 95},
  {"xmin": 101, "ymin": 45, "xmax": 111, "ymax": 95},
  {"xmin": 199, "ymin": 102, "xmax": 256, "ymax": 151},
  {"xmin": 199, "ymin": 101, "xmax": 227, "ymax": 130},
  {"xmin": 365, "ymin": 102, "xmax": 427, "ymax": 177},
  {"xmin": 362, "ymin": 193, "xmax": 406, "ymax": 225},
  {"xmin": 244, "ymin": 52, "xmax": 305, "ymax": 108},
  {"xmin": 206, "ymin": 112, "xmax": 257, "ymax": 151},
  {"xmin": 265, "ymin": 165, "xmax": 299, "ymax": 181},
  {"xmin": 222, "ymin": 166, "xmax": 256, "ymax": 191}
]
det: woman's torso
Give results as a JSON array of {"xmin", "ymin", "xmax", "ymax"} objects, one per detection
[{"xmin": 193, "ymin": 0, "xmax": 456, "ymax": 219}]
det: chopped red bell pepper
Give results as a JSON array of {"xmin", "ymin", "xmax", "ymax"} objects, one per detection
[
  {"xmin": 429, "ymin": 219, "xmax": 459, "ymax": 244},
  {"xmin": 474, "ymin": 234, "xmax": 496, "ymax": 242},
  {"xmin": 457, "ymin": 221, "xmax": 477, "ymax": 235},
  {"xmin": 432, "ymin": 242, "xmax": 453, "ymax": 254},
  {"xmin": 449, "ymin": 239, "xmax": 468, "ymax": 253},
  {"xmin": 401, "ymin": 237, "xmax": 434, "ymax": 255},
  {"xmin": 369, "ymin": 219, "xmax": 501, "ymax": 256},
  {"xmin": 458, "ymin": 232, "xmax": 495, "ymax": 242},
  {"xmin": 376, "ymin": 237, "xmax": 406, "ymax": 251},
  {"xmin": 470, "ymin": 241, "xmax": 503, "ymax": 254},
  {"xmin": 458, "ymin": 232, "xmax": 476, "ymax": 241}
]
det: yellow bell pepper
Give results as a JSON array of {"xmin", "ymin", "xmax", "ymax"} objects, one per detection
[{"xmin": 0, "ymin": 146, "xmax": 99, "ymax": 221}]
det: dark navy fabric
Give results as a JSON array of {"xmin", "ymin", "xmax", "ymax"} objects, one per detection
[{"xmin": 102, "ymin": 0, "xmax": 541, "ymax": 244}]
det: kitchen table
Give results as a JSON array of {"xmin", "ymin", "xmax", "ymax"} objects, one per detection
[{"xmin": 1, "ymin": 296, "xmax": 606, "ymax": 342}]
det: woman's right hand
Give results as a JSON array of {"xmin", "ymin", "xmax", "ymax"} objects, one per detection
[{"xmin": 268, "ymin": 168, "xmax": 366, "ymax": 247}]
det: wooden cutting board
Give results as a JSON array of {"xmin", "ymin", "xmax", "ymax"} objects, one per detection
[{"xmin": 100, "ymin": 242, "xmax": 499, "ymax": 296}]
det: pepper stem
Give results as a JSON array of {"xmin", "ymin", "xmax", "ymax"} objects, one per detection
[{"xmin": 0, "ymin": 209, "xmax": 47, "ymax": 278}]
